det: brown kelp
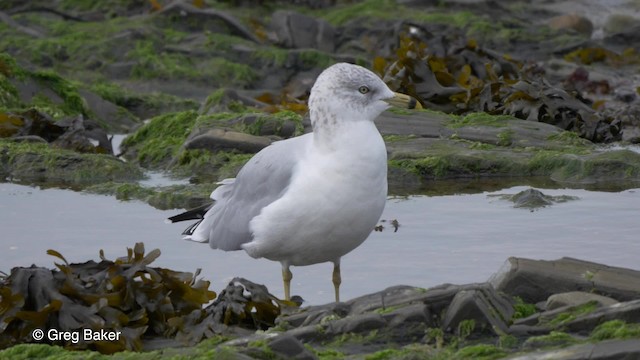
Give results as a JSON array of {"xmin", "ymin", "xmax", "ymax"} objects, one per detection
[
  {"xmin": 0, "ymin": 243, "xmax": 289, "ymax": 354},
  {"xmin": 375, "ymin": 28, "xmax": 622, "ymax": 143}
]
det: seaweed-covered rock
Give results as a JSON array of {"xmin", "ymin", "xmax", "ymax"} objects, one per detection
[
  {"xmin": 0, "ymin": 138, "xmax": 143, "ymax": 186},
  {"xmin": 0, "ymin": 243, "xmax": 216, "ymax": 353}
]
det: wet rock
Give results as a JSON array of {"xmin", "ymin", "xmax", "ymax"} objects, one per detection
[
  {"xmin": 442, "ymin": 284, "xmax": 514, "ymax": 337},
  {"xmin": 492, "ymin": 188, "xmax": 579, "ymax": 210},
  {"xmin": 270, "ymin": 10, "xmax": 335, "ymax": 53},
  {"xmin": 547, "ymin": 14, "xmax": 593, "ymax": 37},
  {"xmin": 184, "ymin": 128, "xmax": 272, "ymax": 153},
  {"xmin": 546, "ymin": 291, "xmax": 618, "ymax": 311},
  {"xmin": 490, "ymin": 257, "xmax": 640, "ymax": 303}
]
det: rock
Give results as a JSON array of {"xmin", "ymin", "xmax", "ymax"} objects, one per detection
[
  {"xmin": 284, "ymin": 69, "xmax": 323, "ymax": 99},
  {"xmin": 6, "ymin": 135, "xmax": 47, "ymax": 143},
  {"xmin": 267, "ymin": 333, "xmax": 317, "ymax": 360},
  {"xmin": 603, "ymin": 14, "xmax": 640, "ymax": 37},
  {"xmin": 185, "ymin": 128, "xmax": 271, "ymax": 154},
  {"xmin": 1, "ymin": 140, "xmax": 143, "ymax": 186},
  {"xmin": 506, "ymin": 339, "xmax": 640, "ymax": 360},
  {"xmin": 548, "ymin": 14, "xmax": 593, "ymax": 37},
  {"xmin": 522, "ymin": 331, "xmax": 578, "ymax": 350},
  {"xmin": 326, "ymin": 313, "xmax": 387, "ymax": 335},
  {"xmin": 493, "ymin": 188, "xmax": 579, "ymax": 210},
  {"xmin": 546, "ymin": 291, "xmax": 618, "ymax": 311},
  {"xmin": 441, "ymin": 284, "xmax": 514, "ymax": 337},
  {"xmin": 228, "ymin": 114, "xmax": 298, "ymax": 138},
  {"xmin": 562, "ymin": 299, "xmax": 640, "ymax": 335},
  {"xmin": 103, "ymin": 61, "xmax": 136, "ymax": 79},
  {"xmin": 376, "ymin": 111, "xmax": 446, "ymax": 138},
  {"xmin": 199, "ymin": 89, "xmax": 268, "ymax": 115},
  {"xmin": 79, "ymin": 89, "xmax": 139, "ymax": 133},
  {"xmin": 277, "ymin": 302, "xmax": 351, "ymax": 328},
  {"xmin": 51, "ymin": 116, "xmax": 113, "ymax": 154},
  {"xmin": 11, "ymin": 109, "xmax": 66, "ymax": 142},
  {"xmin": 614, "ymin": 88, "xmax": 637, "ymax": 103},
  {"xmin": 603, "ymin": 23, "xmax": 640, "ymax": 51},
  {"xmin": 152, "ymin": 1, "xmax": 260, "ymax": 42},
  {"xmin": 11, "ymin": 78, "xmax": 65, "ymax": 107},
  {"xmin": 490, "ymin": 257, "xmax": 640, "ymax": 303},
  {"xmin": 346, "ymin": 285, "xmax": 435, "ymax": 316},
  {"xmin": 270, "ymin": 10, "xmax": 335, "ymax": 53}
]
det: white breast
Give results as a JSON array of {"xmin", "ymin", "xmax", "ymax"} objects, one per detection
[{"xmin": 244, "ymin": 121, "xmax": 388, "ymax": 266}]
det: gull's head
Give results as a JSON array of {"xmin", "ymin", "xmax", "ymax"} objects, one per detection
[{"xmin": 308, "ymin": 63, "xmax": 420, "ymax": 129}]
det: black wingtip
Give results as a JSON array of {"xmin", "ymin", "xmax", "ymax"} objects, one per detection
[{"xmin": 167, "ymin": 202, "xmax": 213, "ymax": 223}]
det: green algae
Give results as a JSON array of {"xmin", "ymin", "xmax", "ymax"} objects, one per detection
[
  {"xmin": 589, "ymin": 320, "xmax": 640, "ymax": 341},
  {"xmin": 0, "ymin": 54, "xmax": 89, "ymax": 119},
  {"xmin": 447, "ymin": 113, "xmax": 514, "ymax": 129},
  {"xmin": 523, "ymin": 331, "xmax": 578, "ymax": 349},
  {"xmin": 547, "ymin": 301, "xmax": 599, "ymax": 326},
  {"xmin": 547, "ymin": 131, "xmax": 592, "ymax": 147},
  {"xmin": 455, "ymin": 344, "xmax": 506, "ymax": 359},
  {"xmin": 0, "ymin": 335, "xmax": 234, "ymax": 360},
  {"xmin": 320, "ymin": 0, "xmax": 399, "ymax": 25},
  {"xmin": 90, "ymin": 81, "xmax": 198, "ymax": 118},
  {"xmin": 512, "ymin": 297, "xmax": 537, "ymax": 320},
  {"xmin": 128, "ymin": 40, "xmax": 256, "ymax": 83},
  {"xmin": 121, "ymin": 110, "xmax": 198, "ymax": 167}
]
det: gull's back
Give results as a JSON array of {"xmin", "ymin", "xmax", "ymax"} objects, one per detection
[{"xmin": 184, "ymin": 133, "xmax": 311, "ymax": 250}]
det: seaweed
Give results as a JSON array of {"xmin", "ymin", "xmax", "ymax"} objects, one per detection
[
  {"xmin": 376, "ymin": 30, "xmax": 622, "ymax": 143},
  {"xmin": 0, "ymin": 243, "xmax": 292, "ymax": 354}
]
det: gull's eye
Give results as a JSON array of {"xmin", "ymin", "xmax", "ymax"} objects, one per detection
[{"xmin": 358, "ymin": 86, "xmax": 370, "ymax": 94}]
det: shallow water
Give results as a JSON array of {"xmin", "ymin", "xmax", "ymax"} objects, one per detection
[{"xmin": 1, "ymin": 182, "xmax": 639, "ymax": 305}]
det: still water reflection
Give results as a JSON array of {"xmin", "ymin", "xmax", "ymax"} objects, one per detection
[{"xmin": 1, "ymin": 183, "xmax": 639, "ymax": 305}]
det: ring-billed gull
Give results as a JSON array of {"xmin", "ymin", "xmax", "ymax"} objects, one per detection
[{"xmin": 169, "ymin": 63, "xmax": 421, "ymax": 302}]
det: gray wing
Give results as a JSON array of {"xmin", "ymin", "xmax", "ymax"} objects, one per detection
[{"xmin": 184, "ymin": 133, "xmax": 311, "ymax": 250}]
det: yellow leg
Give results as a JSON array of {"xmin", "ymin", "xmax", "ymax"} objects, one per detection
[
  {"xmin": 332, "ymin": 262, "xmax": 341, "ymax": 302},
  {"xmin": 282, "ymin": 266, "xmax": 293, "ymax": 301}
]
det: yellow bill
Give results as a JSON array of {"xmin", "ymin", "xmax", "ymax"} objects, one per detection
[{"xmin": 385, "ymin": 92, "xmax": 423, "ymax": 110}]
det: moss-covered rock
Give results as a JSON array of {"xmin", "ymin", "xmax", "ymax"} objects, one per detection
[
  {"xmin": 120, "ymin": 106, "xmax": 303, "ymax": 181},
  {"xmin": 0, "ymin": 139, "xmax": 143, "ymax": 186}
]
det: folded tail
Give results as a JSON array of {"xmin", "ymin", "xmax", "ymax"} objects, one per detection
[{"xmin": 167, "ymin": 202, "xmax": 214, "ymax": 240}]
